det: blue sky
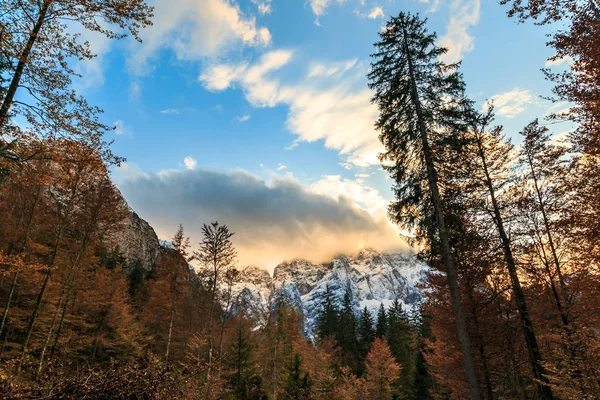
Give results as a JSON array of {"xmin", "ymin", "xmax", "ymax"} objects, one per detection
[{"xmin": 76, "ymin": 0, "xmax": 574, "ymax": 268}]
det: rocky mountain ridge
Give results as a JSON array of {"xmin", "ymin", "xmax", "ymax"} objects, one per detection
[{"xmin": 230, "ymin": 248, "xmax": 427, "ymax": 336}]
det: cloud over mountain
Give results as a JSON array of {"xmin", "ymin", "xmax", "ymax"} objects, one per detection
[{"xmin": 116, "ymin": 167, "xmax": 405, "ymax": 270}]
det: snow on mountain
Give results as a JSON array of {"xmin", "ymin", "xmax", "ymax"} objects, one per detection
[
  {"xmin": 227, "ymin": 248, "xmax": 427, "ymax": 337},
  {"xmin": 229, "ymin": 266, "xmax": 272, "ymax": 326}
]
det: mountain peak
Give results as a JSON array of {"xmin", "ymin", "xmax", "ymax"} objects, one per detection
[{"xmin": 227, "ymin": 248, "xmax": 426, "ymax": 337}]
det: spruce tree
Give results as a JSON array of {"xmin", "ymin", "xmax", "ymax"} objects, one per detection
[
  {"xmin": 357, "ymin": 306, "xmax": 376, "ymax": 376},
  {"xmin": 316, "ymin": 284, "xmax": 339, "ymax": 341},
  {"xmin": 225, "ymin": 321, "xmax": 266, "ymax": 400},
  {"xmin": 358, "ymin": 306, "xmax": 375, "ymax": 346},
  {"xmin": 412, "ymin": 314, "xmax": 434, "ymax": 400},
  {"xmin": 282, "ymin": 354, "xmax": 312, "ymax": 400},
  {"xmin": 375, "ymin": 303, "xmax": 388, "ymax": 339},
  {"xmin": 369, "ymin": 12, "xmax": 481, "ymax": 399},
  {"xmin": 336, "ymin": 291, "xmax": 358, "ymax": 368},
  {"xmin": 387, "ymin": 299, "xmax": 416, "ymax": 399}
]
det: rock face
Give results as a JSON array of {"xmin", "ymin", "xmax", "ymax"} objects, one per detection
[
  {"xmin": 229, "ymin": 266, "xmax": 272, "ymax": 326},
  {"xmin": 104, "ymin": 192, "xmax": 160, "ymax": 269},
  {"xmin": 228, "ymin": 248, "xmax": 427, "ymax": 337}
]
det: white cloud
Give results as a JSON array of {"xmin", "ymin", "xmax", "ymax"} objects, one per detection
[
  {"xmin": 550, "ymin": 129, "xmax": 573, "ymax": 145},
  {"xmin": 283, "ymin": 84, "xmax": 382, "ymax": 167},
  {"xmin": 211, "ymin": 104, "xmax": 224, "ymax": 113},
  {"xmin": 114, "ymin": 120, "xmax": 128, "ymax": 135},
  {"xmin": 553, "ymin": 106, "xmax": 573, "ymax": 118},
  {"xmin": 310, "ymin": 0, "xmax": 347, "ymax": 24},
  {"xmin": 128, "ymin": 0, "xmax": 271, "ymax": 74},
  {"xmin": 237, "ymin": 114, "xmax": 251, "ymax": 122},
  {"xmin": 252, "ymin": 0, "xmax": 272, "ymax": 15},
  {"xmin": 184, "ymin": 156, "xmax": 197, "ymax": 170},
  {"xmin": 438, "ymin": 0, "xmax": 481, "ymax": 64},
  {"xmin": 277, "ymin": 163, "xmax": 288, "ymax": 171},
  {"xmin": 308, "ymin": 59, "xmax": 357, "ymax": 78},
  {"xmin": 200, "ymin": 63, "xmax": 249, "ymax": 91},
  {"xmin": 129, "ymin": 81, "xmax": 141, "ymax": 102},
  {"xmin": 200, "ymin": 52, "xmax": 383, "ymax": 168},
  {"xmin": 258, "ymin": 3, "xmax": 272, "ymax": 14},
  {"xmin": 285, "ymin": 140, "xmax": 299, "ymax": 150},
  {"xmin": 419, "ymin": 0, "xmax": 443, "ymax": 12},
  {"xmin": 485, "ymin": 88, "xmax": 536, "ymax": 119},
  {"xmin": 200, "ymin": 50, "xmax": 293, "ymax": 100},
  {"xmin": 160, "ymin": 108, "xmax": 180, "ymax": 114},
  {"xmin": 367, "ymin": 7, "xmax": 384, "ymax": 19},
  {"xmin": 545, "ymin": 55, "xmax": 574, "ymax": 68},
  {"xmin": 310, "ymin": 174, "xmax": 389, "ymax": 217},
  {"xmin": 544, "ymin": 101, "xmax": 574, "ymax": 119},
  {"xmin": 113, "ymin": 162, "xmax": 149, "ymax": 185}
]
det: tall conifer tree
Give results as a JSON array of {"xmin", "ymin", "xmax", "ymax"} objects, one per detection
[
  {"xmin": 369, "ymin": 12, "xmax": 481, "ymax": 399},
  {"xmin": 317, "ymin": 285, "xmax": 339, "ymax": 341},
  {"xmin": 358, "ymin": 306, "xmax": 375, "ymax": 346},
  {"xmin": 337, "ymin": 291, "xmax": 359, "ymax": 368},
  {"xmin": 225, "ymin": 320, "xmax": 266, "ymax": 400},
  {"xmin": 376, "ymin": 303, "xmax": 387, "ymax": 339}
]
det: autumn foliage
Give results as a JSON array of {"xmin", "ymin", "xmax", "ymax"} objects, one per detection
[{"xmin": 0, "ymin": 0, "xmax": 599, "ymax": 398}]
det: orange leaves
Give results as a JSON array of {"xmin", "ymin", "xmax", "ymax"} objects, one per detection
[
  {"xmin": 333, "ymin": 367, "xmax": 366, "ymax": 400},
  {"xmin": 0, "ymin": 254, "xmax": 47, "ymax": 276},
  {"xmin": 364, "ymin": 338, "xmax": 401, "ymax": 400}
]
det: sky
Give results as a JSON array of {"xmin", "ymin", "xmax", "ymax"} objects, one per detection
[{"xmin": 74, "ymin": 0, "xmax": 574, "ymax": 270}]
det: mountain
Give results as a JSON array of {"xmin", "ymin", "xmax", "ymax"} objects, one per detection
[
  {"xmin": 229, "ymin": 248, "xmax": 427, "ymax": 337},
  {"xmin": 103, "ymin": 189, "xmax": 160, "ymax": 269},
  {"xmin": 98, "ymin": 192, "xmax": 426, "ymax": 338}
]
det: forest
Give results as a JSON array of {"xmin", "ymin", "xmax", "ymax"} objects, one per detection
[{"xmin": 0, "ymin": 0, "xmax": 599, "ymax": 399}]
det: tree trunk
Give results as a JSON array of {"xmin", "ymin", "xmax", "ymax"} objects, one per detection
[
  {"xmin": 474, "ymin": 133, "xmax": 554, "ymax": 400},
  {"xmin": 49, "ymin": 283, "xmax": 74, "ymax": 361},
  {"xmin": 526, "ymin": 153, "xmax": 571, "ymax": 315},
  {"xmin": 401, "ymin": 22, "xmax": 482, "ymax": 400},
  {"xmin": 0, "ymin": 1, "xmax": 51, "ymax": 129},
  {"xmin": 217, "ymin": 283, "xmax": 234, "ymax": 375},
  {"xmin": 37, "ymin": 273, "xmax": 71, "ymax": 374},
  {"xmin": 18, "ymin": 164, "xmax": 81, "ymax": 371},
  {"xmin": 18, "ymin": 232, "xmax": 89, "ymax": 371},
  {"xmin": 20, "ymin": 174, "xmax": 45, "ymax": 255},
  {"xmin": 527, "ymin": 155, "xmax": 588, "ymax": 391},
  {"xmin": 0, "ymin": 162, "xmax": 48, "ymax": 342},
  {"xmin": 0, "ymin": 267, "xmax": 20, "ymax": 339},
  {"xmin": 18, "ymin": 269, "xmax": 51, "ymax": 371},
  {"xmin": 166, "ymin": 303, "xmax": 174, "ymax": 363},
  {"xmin": 204, "ymin": 277, "xmax": 217, "ymax": 400},
  {"xmin": 462, "ymin": 267, "xmax": 494, "ymax": 400}
]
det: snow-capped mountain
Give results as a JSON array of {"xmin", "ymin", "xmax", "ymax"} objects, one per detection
[{"xmin": 228, "ymin": 248, "xmax": 427, "ymax": 337}]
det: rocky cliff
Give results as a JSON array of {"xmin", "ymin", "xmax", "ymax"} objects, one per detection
[{"xmin": 104, "ymin": 191, "xmax": 160, "ymax": 269}]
